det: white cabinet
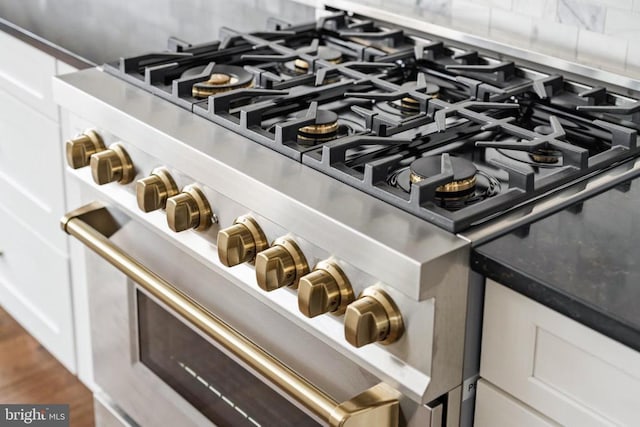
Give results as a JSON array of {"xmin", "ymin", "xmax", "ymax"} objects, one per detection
[
  {"xmin": 0, "ymin": 30, "xmax": 79, "ymax": 374},
  {"xmin": 0, "ymin": 89, "xmax": 67, "ymax": 250},
  {"xmin": 0, "ymin": 204, "xmax": 73, "ymax": 369},
  {"xmin": 474, "ymin": 379, "xmax": 558, "ymax": 427},
  {"xmin": 477, "ymin": 279, "xmax": 640, "ymax": 426},
  {"xmin": 0, "ymin": 31, "xmax": 58, "ymax": 119}
]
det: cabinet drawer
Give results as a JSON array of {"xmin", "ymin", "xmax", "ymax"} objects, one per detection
[
  {"xmin": 474, "ymin": 379, "xmax": 557, "ymax": 427},
  {"xmin": 0, "ymin": 88, "xmax": 66, "ymax": 250},
  {"xmin": 0, "ymin": 31, "xmax": 58, "ymax": 119},
  {"xmin": 0, "ymin": 204, "xmax": 74, "ymax": 371},
  {"xmin": 481, "ymin": 280, "xmax": 640, "ymax": 426}
]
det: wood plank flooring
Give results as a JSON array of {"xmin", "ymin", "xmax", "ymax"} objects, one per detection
[{"xmin": 0, "ymin": 305, "xmax": 94, "ymax": 426}]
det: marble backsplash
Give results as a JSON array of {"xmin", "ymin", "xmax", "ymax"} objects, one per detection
[
  {"xmin": 0, "ymin": 0, "xmax": 637, "ymax": 78},
  {"xmin": 344, "ymin": 0, "xmax": 639, "ymax": 78}
]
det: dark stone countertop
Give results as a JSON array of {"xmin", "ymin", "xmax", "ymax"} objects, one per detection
[
  {"xmin": 0, "ymin": 17, "xmax": 92, "ymax": 69},
  {"xmin": 472, "ymin": 174, "xmax": 640, "ymax": 353}
]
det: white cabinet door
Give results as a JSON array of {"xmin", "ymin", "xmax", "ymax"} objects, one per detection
[
  {"xmin": 474, "ymin": 379, "xmax": 559, "ymax": 427},
  {"xmin": 0, "ymin": 35, "xmax": 80, "ymax": 375},
  {"xmin": 481, "ymin": 280, "xmax": 640, "ymax": 426},
  {"xmin": 0, "ymin": 203, "xmax": 75, "ymax": 372},
  {"xmin": 0, "ymin": 31, "xmax": 58, "ymax": 119},
  {"xmin": 0, "ymin": 89, "xmax": 67, "ymax": 251}
]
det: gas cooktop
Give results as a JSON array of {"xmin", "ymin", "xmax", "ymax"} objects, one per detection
[{"xmin": 104, "ymin": 11, "xmax": 640, "ymax": 232}]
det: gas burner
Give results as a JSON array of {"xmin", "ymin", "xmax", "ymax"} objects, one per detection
[
  {"xmin": 191, "ymin": 65, "xmax": 254, "ymax": 98},
  {"xmin": 410, "ymin": 156, "xmax": 477, "ymax": 197},
  {"xmin": 529, "ymin": 147, "xmax": 562, "ymax": 164},
  {"xmin": 292, "ymin": 47, "xmax": 343, "ymax": 74},
  {"xmin": 375, "ymin": 81, "xmax": 440, "ymax": 116},
  {"xmin": 297, "ymin": 110, "xmax": 340, "ymax": 145},
  {"xmin": 493, "ymin": 144, "xmax": 564, "ymax": 168},
  {"xmin": 276, "ymin": 62, "xmax": 305, "ymax": 77},
  {"xmin": 526, "ymin": 125, "xmax": 561, "ymax": 164},
  {"xmin": 399, "ymin": 82, "xmax": 440, "ymax": 111},
  {"xmin": 399, "ymin": 96, "xmax": 420, "ymax": 114},
  {"xmin": 534, "ymin": 125, "xmax": 553, "ymax": 134},
  {"xmin": 389, "ymin": 155, "xmax": 501, "ymax": 211}
]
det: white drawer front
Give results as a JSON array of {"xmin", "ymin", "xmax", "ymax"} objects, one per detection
[
  {"xmin": 0, "ymin": 204, "xmax": 74, "ymax": 372},
  {"xmin": 0, "ymin": 31, "xmax": 58, "ymax": 119},
  {"xmin": 481, "ymin": 280, "xmax": 640, "ymax": 426},
  {"xmin": 0, "ymin": 88, "xmax": 66, "ymax": 250},
  {"xmin": 474, "ymin": 379, "xmax": 558, "ymax": 427}
]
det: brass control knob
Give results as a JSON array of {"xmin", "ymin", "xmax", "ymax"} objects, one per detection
[
  {"xmin": 344, "ymin": 287, "xmax": 404, "ymax": 348},
  {"xmin": 298, "ymin": 260, "xmax": 354, "ymax": 318},
  {"xmin": 66, "ymin": 130, "xmax": 105, "ymax": 169},
  {"xmin": 136, "ymin": 168, "xmax": 179, "ymax": 212},
  {"xmin": 217, "ymin": 215, "xmax": 268, "ymax": 267},
  {"xmin": 166, "ymin": 185, "xmax": 213, "ymax": 232},
  {"xmin": 255, "ymin": 237, "xmax": 309, "ymax": 291},
  {"xmin": 90, "ymin": 143, "xmax": 134, "ymax": 185}
]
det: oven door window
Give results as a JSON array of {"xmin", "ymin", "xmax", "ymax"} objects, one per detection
[{"xmin": 137, "ymin": 291, "xmax": 320, "ymax": 427}]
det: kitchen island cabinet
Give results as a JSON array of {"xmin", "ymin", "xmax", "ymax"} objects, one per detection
[
  {"xmin": 475, "ymin": 280, "xmax": 640, "ymax": 426},
  {"xmin": 472, "ymin": 171, "xmax": 640, "ymax": 426}
]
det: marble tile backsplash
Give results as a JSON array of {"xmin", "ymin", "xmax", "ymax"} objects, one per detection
[
  {"xmin": 335, "ymin": 0, "xmax": 638, "ymax": 76},
  {"xmin": 1, "ymin": 0, "xmax": 636, "ymax": 78},
  {"xmin": 402, "ymin": 0, "xmax": 639, "ymax": 77},
  {"xmin": 341, "ymin": 0, "xmax": 635, "ymax": 77},
  {"xmin": 557, "ymin": 0, "xmax": 604, "ymax": 32}
]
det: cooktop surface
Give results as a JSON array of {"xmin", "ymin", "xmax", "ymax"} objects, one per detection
[{"xmin": 105, "ymin": 11, "xmax": 640, "ymax": 232}]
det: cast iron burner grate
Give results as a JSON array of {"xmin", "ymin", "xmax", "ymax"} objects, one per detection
[{"xmin": 103, "ymin": 10, "xmax": 640, "ymax": 232}]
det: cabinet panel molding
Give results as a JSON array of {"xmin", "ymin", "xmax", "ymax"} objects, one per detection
[
  {"xmin": 474, "ymin": 379, "xmax": 558, "ymax": 427},
  {"xmin": 0, "ymin": 205, "xmax": 75, "ymax": 372},
  {"xmin": 0, "ymin": 31, "xmax": 58, "ymax": 119},
  {"xmin": 481, "ymin": 280, "xmax": 640, "ymax": 426}
]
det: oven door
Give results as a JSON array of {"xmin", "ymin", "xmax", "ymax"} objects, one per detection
[{"xmin": 63, "ymin": 202, "xmax": 403, "ymax": 427}]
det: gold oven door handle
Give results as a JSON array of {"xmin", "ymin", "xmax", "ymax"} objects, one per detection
[{"xmin": 61, "ymin": 202, "xmax": 401, "ymax": 427}]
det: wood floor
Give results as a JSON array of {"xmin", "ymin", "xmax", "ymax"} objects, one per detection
[{"xmin": 0, "ymin": 306, "xmax": 94, "ymax": 426}]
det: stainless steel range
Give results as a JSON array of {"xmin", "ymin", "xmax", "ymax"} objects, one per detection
[{"xmin": 54, "ymin": 3, "xmax": 640, "ymax": 427}]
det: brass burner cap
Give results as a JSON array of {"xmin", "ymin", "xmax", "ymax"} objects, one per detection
[
  {"xmin": 297, "ymin": 110, "xmax": 340, "ymax": 144},
  {"xmin": 400, "ymin": 96, "xmax": 420, "ymax": 112},
  {"xmin": 410, "ymin": 156, "xmax": 478, "ymax": 195},
  {"xmin": 530, "ymin": 147, "xmax": 562, "ymax": 164},
  {"xmin": 294, "ymin": 58, "xmax": 311, "ymax": 71},
  {"xmin": 396, "ymin": 81, "xmax": 440, "ymax": 113},
  {"xmin": 208, "ymin": 73, "xmax": 232, "ymax": 85},
  {"xmin": 435, "ymin": 176, "xmax": 477, "ymax": 194},
  {"xmin": 294, "ymin": 46, "xmax": 343, "ymax": 71},
  {"xmin": 191, "ymin": 65, "xmax": 254, "ymax": 98}
]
